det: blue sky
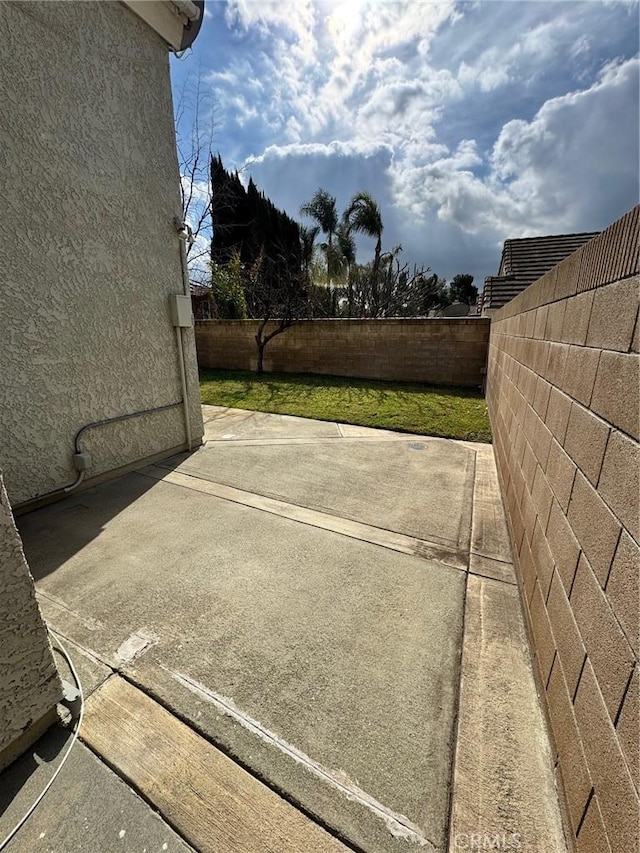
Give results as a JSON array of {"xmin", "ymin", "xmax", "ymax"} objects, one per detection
[{"xmin": 171, "ymin": 0, "xmax": 639, "ymax": 286}]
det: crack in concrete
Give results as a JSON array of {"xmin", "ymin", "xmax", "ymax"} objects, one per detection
[
  {"xmin": 37, "ymin": 590, "xmax": 104, "ymax": 632},
  {"xmin": 159, "ymin": 665, "xmax": 438, "ymax": 850}
]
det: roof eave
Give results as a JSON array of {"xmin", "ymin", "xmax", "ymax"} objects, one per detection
[{"xmin": 121, "ymin": 0, "xmax": 204, "ymax": 52}]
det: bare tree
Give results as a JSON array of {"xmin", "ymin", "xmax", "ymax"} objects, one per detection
[
  {"xmin": 248, "ymin": 247, "xmax": 309, "ymax": 373},
  {"xmin": 174, "ymin": 70, "xmax": 217, "ymax": 283},
  {"xmin": 349, "ymin": 248, "xmax": 446, "ymax": 318}
]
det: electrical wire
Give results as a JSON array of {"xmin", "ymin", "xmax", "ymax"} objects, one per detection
[{"xmin": 0, "ymin": 631, "xmax": 84, "ymax": 852}]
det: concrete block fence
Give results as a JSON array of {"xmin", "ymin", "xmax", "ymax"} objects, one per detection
[
  {"xmin": 195, "ymin": 318, "xmax": 490, "ymax": 387},
  {"xmin": 485, "ymin": 206, "xmax": 639, "ymax": 853}
]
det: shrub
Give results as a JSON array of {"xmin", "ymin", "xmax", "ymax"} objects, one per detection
[{"xmin": 210, "ymin": 253, "xmax": 247, "ymax": 319}]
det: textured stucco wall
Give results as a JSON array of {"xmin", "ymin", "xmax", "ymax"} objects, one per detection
[
  {"xmin": 0, "ymin": 1, "xmax": 203, "ymax": 505},
  {"xmin": 0, "ymin": 474, "xmax": 62, "ymax": 757},
  {"xmin": 196, "ymin": 318, "xmax": 490, "ymax": 387},
  {"xmin": 486, "ymin": 207, "xmax": 639, "ymax": 853}
]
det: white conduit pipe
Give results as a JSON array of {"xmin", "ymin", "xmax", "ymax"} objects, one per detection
[
  {"xmin": 175, "ymin": 324, "xmax": 192, "ymax": 451},
  {"xmin": 176, "ymin": 220, "xmax": 194, "ymax": 451}
]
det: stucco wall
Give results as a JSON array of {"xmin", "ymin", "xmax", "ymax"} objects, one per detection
[
  {"xmin": 486, "ymin": 207, "xmax": 639, "ymax": 853},
  {"xmin": 196, "ymin": 318, "xmax": 490, "ymax": 387},
  {"xmin": 0, "ymin": 1, "xmax": 203, "ymax": 506},
  {"xmin": 0, "ymin": 474, "xmax": 62, "ymax": 762}
]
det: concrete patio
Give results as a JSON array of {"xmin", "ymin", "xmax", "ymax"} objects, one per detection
[{"xmin": 4, "ymin": 406, "xmax": 568, "ymax": 852}]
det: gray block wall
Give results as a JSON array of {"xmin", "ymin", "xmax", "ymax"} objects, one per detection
[{"xmin": 486, "ymin": 206, "xmax": 639, "ymax": 853}]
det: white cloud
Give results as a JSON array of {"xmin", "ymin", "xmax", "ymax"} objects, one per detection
[
  {"xmin": 224, "ymin": 0, "xmax": 318, "ymax": 53},
  {"xmin": 487, "ymin": 55, "xmax": 640, "ymax": 230},
  {"xmin": 248, "ymin": 139, "xmax": 395, "ymax": 165},
  {"xmin": 456, "ymin": 16, "xmax": 581, "ymax": 92},
  {"xmin": 393, "ymin": 54, "xmax": 639, "ymax": 239},
  {"xmin": 177, "ymin": 0, "xmax": 639, "ymax": 284},
  {"xmin": 207, "ymin": 0, "xmax": 460, "ymax": 143}
]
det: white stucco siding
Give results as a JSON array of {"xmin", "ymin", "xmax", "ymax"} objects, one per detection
[
  {"xmin": 0, "ymin": 475, "xmax": 62, "ymax": 756},
  {"xmin": 0, "ymin": 1, "xmax": 204, "ymax": 505}
]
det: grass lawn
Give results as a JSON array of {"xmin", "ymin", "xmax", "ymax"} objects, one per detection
[{"xmin": 199, "ymin": 369, "xmax": 492, "ymax": 443}]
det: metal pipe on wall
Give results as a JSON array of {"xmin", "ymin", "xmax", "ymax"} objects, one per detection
[{"xmin": 174, "ymin": 218, "xmax": 195, "ymax": 451}]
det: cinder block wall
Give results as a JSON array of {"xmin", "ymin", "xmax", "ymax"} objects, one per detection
[
  {"xmin": 195, "ymin": 318, "xmax": 490, "ymax": 387},
  {"xmin": 486, "ymin": 206, "xmax": 639, "ymax": 853}
]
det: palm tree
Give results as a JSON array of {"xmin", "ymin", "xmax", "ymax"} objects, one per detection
[
  {"xmin": 300, "ymin": 189, "xmax": 339, "ymax": 250},
  {"xmin": 344, "ymin": 191, "xmax": 384, "ymax": 314},
  {"xmin": 300, "ymin": 224, "xmax": 319, "ymax": 285},
  {"xmin": 336, "ymin": 222, "xmax": 356, "ymax": 272},
  {"xmin": 300, "ymin": 189, "xmax": 341, "ymax": 286},
  {"xmin": 336, "ymin": 222, "xmax": 356, "ymax": 316}
]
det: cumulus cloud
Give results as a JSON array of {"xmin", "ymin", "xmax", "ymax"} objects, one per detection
[
  {"xmin": 392, "ymin": 54, "xmax": 639, "ymax": 241},
  {"xmin": 248, "ymin": 139, "xmax": 395, "ymax": 164},
  {"xmin": 173, "ymin": 0, "xmax": 640, "ymax": 283},
  {"xmin": 489, "ymin": 55, "xmax": 639, "ymax": 231}
]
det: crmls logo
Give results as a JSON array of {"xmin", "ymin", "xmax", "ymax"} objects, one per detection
[{"xmin": 453, "ymin": 832, "xmax": 522, "ymax": 850}]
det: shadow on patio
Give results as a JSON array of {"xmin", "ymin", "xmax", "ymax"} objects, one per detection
[{"xmin": 5, "ymin": 407, "xmax": 568, "ymax": 853}]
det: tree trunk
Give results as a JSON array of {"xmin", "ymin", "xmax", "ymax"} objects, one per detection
[
  {"xmin": 371, "ymin": 235, "xmax": 382, "ymax": 315},
  {"xmin": 255, "ymin": 325, "xmax": 267, "ymax": 374}
]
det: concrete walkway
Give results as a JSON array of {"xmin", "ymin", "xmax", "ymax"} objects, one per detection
[{"xmin": 10, "ymin": 407, "xmax": 568, "ymax": 852}]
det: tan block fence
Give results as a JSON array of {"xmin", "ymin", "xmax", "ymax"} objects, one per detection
[
  {"xmin": 195, "ymin": 318, "xmax": 490, "ymax": 387},
  {"xmin": 486, "ymin": 206, "xmax": 639, "ymax": 853},
  {"xmin": 195, "ymin": 212, "xmax": 638, "ymax": 851}
]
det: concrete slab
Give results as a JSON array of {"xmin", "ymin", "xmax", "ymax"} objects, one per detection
[
  {"xmin": 20, "ymin": 472, "xmax": 465, "ymax": 853},
  {"xmin": 0, "ymin": 723, "xmax": 192, "ymax": 852},
  {"xmin": 47, "ymin": 631, "xmax": 112, "ymax": 700},
  {"xmin": 202, "ymin": 405, "xmax": 341, "ymax": 440},
  {"xmin": 470, "ymin": 446, "xmax": 513, "ymax": 563},
  {"xmin": 165, "ymin": 437, "xmax": 475, "ymax": 548},
  {"xmin": 141, "ymin": 465, "xmax": 468, "ymax": 571},
  {"xmin": 449, "ymin": 575, "xmax": 566, "ymax": 852},
  {"xmin": 82, "ymin": 676, "xmax": 350, "ymax": 853},
  {"xmin": 338, "ymin": 423, "xmax": 415, "ymax": 438},
  {"xmin": 14, "ymin": 408, "xmax": 566, "ymax": 853}
]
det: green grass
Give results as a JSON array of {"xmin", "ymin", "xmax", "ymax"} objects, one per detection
[{"xmin": 199, "ymin": 369, "xmax": 492, "ymax": 443}]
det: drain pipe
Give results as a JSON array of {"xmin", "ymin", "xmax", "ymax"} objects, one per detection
[{"xmin": 173, "ymin": 216, "xmax": 196, "ymax": 451}]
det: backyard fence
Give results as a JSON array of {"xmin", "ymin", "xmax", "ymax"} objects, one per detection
[
  {"xmin": 485, "ymin": 206, "xmax": 639, "ymax": 853},
  {"xmin": 195, "ymin": 318, "xmax": 490, "ymax": 387}
]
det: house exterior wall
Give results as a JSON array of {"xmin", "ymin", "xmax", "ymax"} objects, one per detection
[
  {"xmin": 195, "ymin": 318, "xmax": 490, "ymax": 387},
  {"xmin": 486, "ymin": 206, "xmax": 639, "ymax": 853},
  {"xmin": 0, "ymin": 1, "xmax": 203, "ymax": 507},
  {"xmin": 0, "ymin": 474, "xmax": 62, "ymax": 767}
]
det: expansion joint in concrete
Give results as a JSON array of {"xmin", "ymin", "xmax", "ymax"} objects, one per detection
[{"xmin": 140, "ymin": 465, "xmax": 469, "ymax": 574}]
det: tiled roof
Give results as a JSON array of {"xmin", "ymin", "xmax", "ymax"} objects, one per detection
[
  {"xmin": 482, "ymin": 231, "xmax": 600, "ymax": 311},
  {"xmin": 190, "ymin": 283, "xmax": 212, "ymax": 296},
  {"xmin": 482, "ymin": 276, "xmax": 528, "ymax": 311}
]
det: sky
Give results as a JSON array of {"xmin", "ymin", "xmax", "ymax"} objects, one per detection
[{"xmin": 170, "ymin": 0, "xmax": 640, "ymax": 287}]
